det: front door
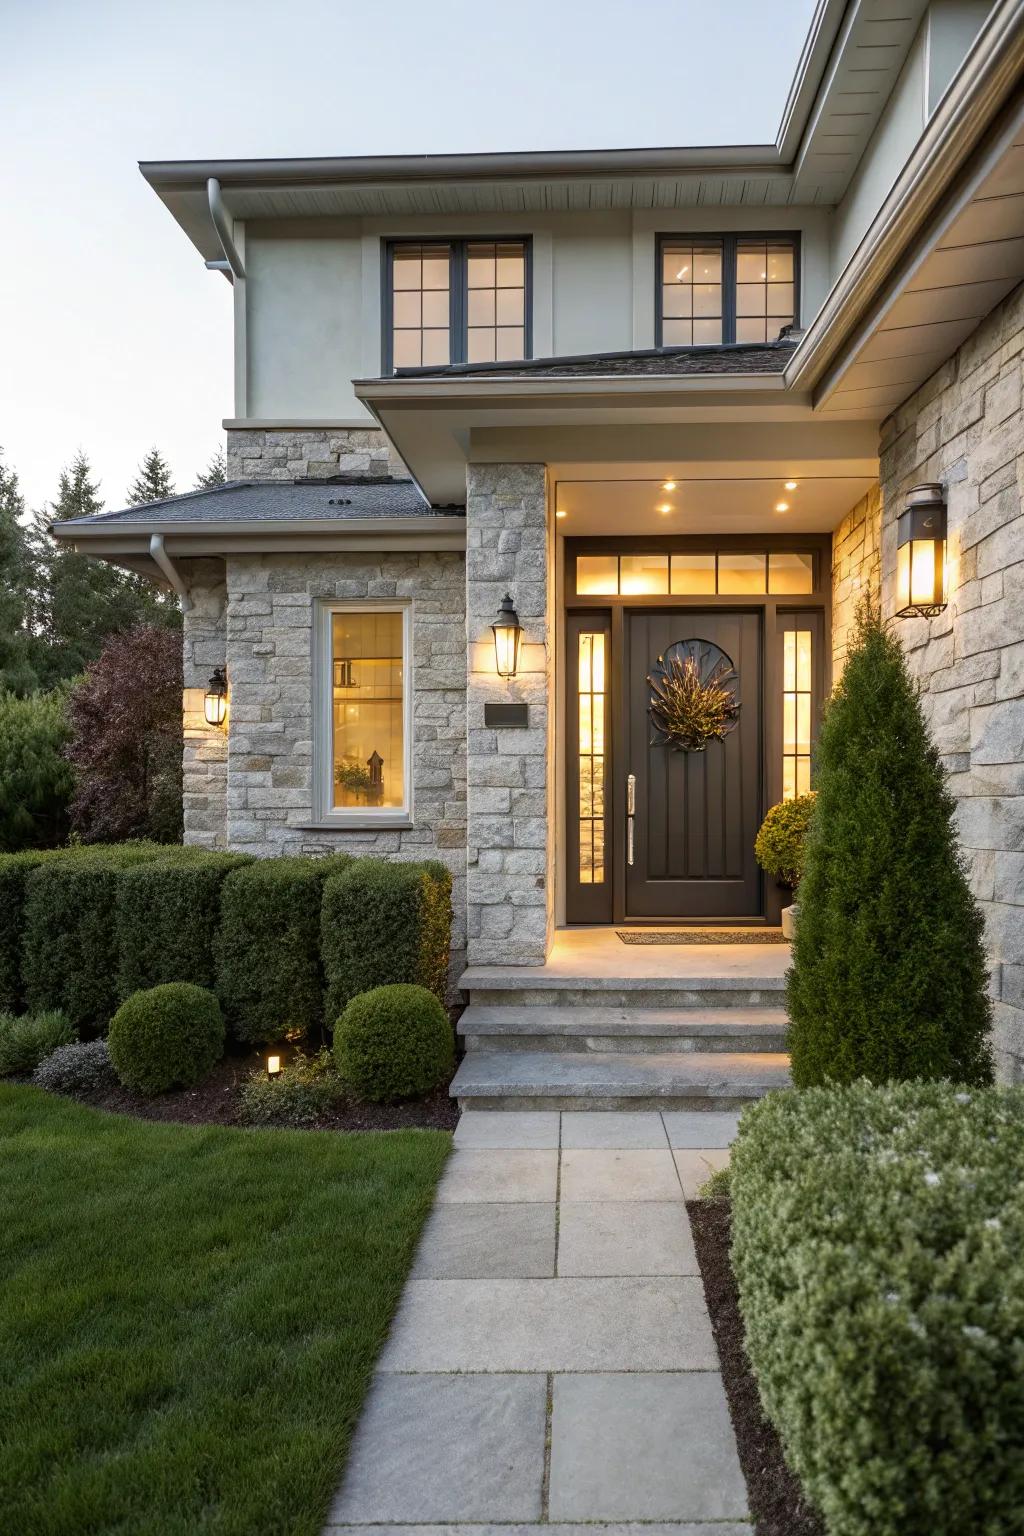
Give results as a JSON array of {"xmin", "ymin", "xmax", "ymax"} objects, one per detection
[{"xmin": 625, "ymin": 610, "xmax": 762, "ymax": 919}]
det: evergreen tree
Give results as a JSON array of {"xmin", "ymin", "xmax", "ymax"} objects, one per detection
[
  {"xmin": 34, "ymin": 452, "xmax": 179, "ymax": 688},
  {"xmin": 0, "ymin": 448, "xmax": 39, "ymax": 694},
  {"xmin": 787, "ymin": 601, "xmax": 993, "ymax": 1088},
  {"xmin": 127, "ymin": 446, "xmax": 175, "ymax": 505},
  {"xmin": 194, "ymin": 448, "xmax": 226, "ymax": 489}
]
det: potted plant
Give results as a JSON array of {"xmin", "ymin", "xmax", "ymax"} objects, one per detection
[{"xmin": 754, "ymin": 793, "xmax": 816, "ymax": 939}]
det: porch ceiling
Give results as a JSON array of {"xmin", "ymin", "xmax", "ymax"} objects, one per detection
[{"xmin": 553, "ymin": 474, "xmax": 876, "ymax": 535}]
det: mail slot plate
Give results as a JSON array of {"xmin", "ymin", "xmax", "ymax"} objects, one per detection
[{"xmin": 484, "ymin": 702, "xmax": 529, "ymax": 728}]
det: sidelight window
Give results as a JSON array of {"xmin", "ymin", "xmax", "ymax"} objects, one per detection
[
  {"xmin": 577, "ymin": 631, "xmax": 607, "ymax": 884},
  {"xmin": 782, "ymin": 627, "xmax": 812, "ymax": 799}
]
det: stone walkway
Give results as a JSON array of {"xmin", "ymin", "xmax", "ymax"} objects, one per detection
[{"xmin": 325, "ymin": 1110, "xmax": 750, "ymax": 1535}]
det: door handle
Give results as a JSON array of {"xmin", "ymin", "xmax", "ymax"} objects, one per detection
[{"xmin": 626, "ymin": 773, "xmax": 636, "ymax": 866}]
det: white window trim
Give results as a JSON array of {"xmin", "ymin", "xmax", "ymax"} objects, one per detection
[{"xmin": 313, "ymin": 599, "xmax": 414, "ymax": 827}]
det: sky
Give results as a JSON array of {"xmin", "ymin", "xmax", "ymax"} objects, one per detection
[{"xmin": 1, "ymin": 0, "xmax": 817, "ymax": 512}]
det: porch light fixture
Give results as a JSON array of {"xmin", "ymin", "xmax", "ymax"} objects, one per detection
[
  {"xmin": 267, "ymin": 1053, "xmax": 282, "ymax": 1079},
  {"xmin": 203, "ymin": 666, "xmax": 228, "ymax": 727},
  {"xmin": 491, "ymin": 593, "xmax": 523, "ymax": 679},
  {"xmin": 896, "ymin": 483, "xmax": 947, "ymax": 618}
]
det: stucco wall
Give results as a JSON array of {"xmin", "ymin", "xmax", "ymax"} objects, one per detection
[{"xmin": 879, "ymin": 282, "xmax": 1024, "ymax": 1080}]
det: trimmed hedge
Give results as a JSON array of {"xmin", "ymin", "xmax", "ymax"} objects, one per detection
[
  {"xmin": 321, "ymin": 859, "xmax": 453, "ymax": 1022},
  {"xmin": 0, "ymin": 849, "xmax": 64, "ymax": 1014},
  {"xmin": 334, "ymin": 983, "xmax": 453, "ymax": 1101},
  {"xmin": 108, "ymin": 983, "xmax": 225, "ymax": 1095},
  {"xmin": 216, "ymin": 855, "xmax": 351, "ymax": 1044},
  {"xmin": 115, "ymin": 849, "xmax": 250, "ymax": 1001},
  {"xmin": 731, "ymin": 1082, "xmax": 1024, "ymax": 1536},
  {"xmin": 21, "ymin": 844, "xmax": 167, "ymax": 1033}
]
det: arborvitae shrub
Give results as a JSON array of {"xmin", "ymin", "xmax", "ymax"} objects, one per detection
[
  {"xmin": 0, "ymin": 848, "xmax": 68, "ymax": 1013},
  {"xmin": 787, "ymin": 603, "xmax": 992, "ymax": 1087},
  {"xmin": 115, "ymin": 849, "xmax": 250, "ymax": 1001},
  {"xmin": 21, "ymin": 844, "xmax": 166, "ymax": 1033},
  {"xmin": 334, "ymin": 983, "xmax": 453, "ymax": 1101},
  {"xmin": 108, "ymin": 982, "xmax": 225, "ymax": 1095},
  {"xmin": 321, "ymin": 859, "xmax": 453, "ymax": 1023},
  {"xmin": 215, "ymin": 854, "xmax": 351, "ymax": 1043}
]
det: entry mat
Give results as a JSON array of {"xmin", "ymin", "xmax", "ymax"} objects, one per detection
[{"xmin": 616, "ymin": 928, "xmax": 788, "ymax": 945}]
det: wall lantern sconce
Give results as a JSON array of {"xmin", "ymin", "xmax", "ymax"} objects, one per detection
[
  {"xmin": 266, "ymin": 1052, "xmax": 282, "ymax": 1080},
  {"xmin": 491, "ymin": 593, "xmax": 523, "ymax": 680},
  {"xmin": 203, "ymin": 666, "xmax": 228, "ymax": 727},
  {"xmin": 896, "ymin": 483, "xmax": 947, "ymax": 618}
]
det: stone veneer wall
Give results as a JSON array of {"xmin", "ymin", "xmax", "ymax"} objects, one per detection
[
  {"xmin": 465, "ymin": 463, "xmax": 552, "ymax": 966},
  {"xmin": 879, "ymin": 283, "xmax": 1024, "ymax": 1080},
  {"xmin": 226, "ymin": 426, "xmax": 405, "ymax": 482},
  {"xmin": 181, "ymin": 560, "xmax": 228, "ymax": 850},
  {"xmin": 831, "ymin": 484, "xmax": 881, "ymax": 674}
]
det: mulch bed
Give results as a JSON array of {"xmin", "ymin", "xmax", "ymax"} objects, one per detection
[
  {"xmin": 687, "ymin": 1198, "xmax": 825, "ymax": 1536},
  {"xmin": 66, "ymin": 1052, "xmax": 458, "ymax": 1132}
]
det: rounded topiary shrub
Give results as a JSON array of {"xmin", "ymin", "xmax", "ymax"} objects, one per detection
[
  {"xmin": 333, "ymin": 983, "xmax": 453, "ymax": 1102},
  {"xmin": 754, "ymin": 792, "xmax": 816, "ymax": 889},
  {"xmin": 108, "ymin": 982, "xmax": 225, "ymax": 1096}
]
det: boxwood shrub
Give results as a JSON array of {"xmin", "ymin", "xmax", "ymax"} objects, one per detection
[
  {"xmin": 215, "ymin": 854, "xmax": 350, "ymax": 1043},
  {"xmin": 115, "ymin": 848, "xmax": 250, "ymax": 1001},
  {"xmin": 108, "ymin": 982, "xmax": 225, "ymax": 1095},
  {"xmin": 730, "ymin": 1081, "xmax": 1024, "ymax": 1536},
  {"xmin": 321, "ymin": 858, "xmax": 453, "ymax": 1022},
  {"xmin": 21, "ymin": 844, "xmax": 167, "ymax": 1032},
  {"xmin": 334, "ymin": 983, "xmax": 453, "ymax": 1101}
]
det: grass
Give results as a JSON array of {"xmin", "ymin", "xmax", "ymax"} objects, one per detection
[{"xmin": 0, "ymin": 1084, "xmax": 450, "ymax": 1535}]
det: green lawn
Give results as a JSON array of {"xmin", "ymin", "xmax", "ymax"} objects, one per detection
[{"xmin": 0, "ymin": 1084, "xmax": 450, "ymax": 1535}]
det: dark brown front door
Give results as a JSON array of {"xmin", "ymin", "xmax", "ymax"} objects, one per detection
[{"xmin": 625, "ymin": 610, "xmax": 762, "ymax": 920}]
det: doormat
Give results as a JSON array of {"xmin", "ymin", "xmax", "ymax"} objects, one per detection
[{"xmin": 616, "ymin": 929, "xmax": 788, "ymax": 945}]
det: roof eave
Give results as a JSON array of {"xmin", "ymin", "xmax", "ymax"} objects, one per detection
[{"xmin": 354, "ymin": 373, "xmax": 790, "ymax": 404}]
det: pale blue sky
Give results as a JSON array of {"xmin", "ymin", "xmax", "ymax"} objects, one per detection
[{"xmin": 1, "ymin": 0, "xmax": 817, "ymax": 510}]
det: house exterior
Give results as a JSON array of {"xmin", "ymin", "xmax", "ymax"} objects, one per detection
[{"xmin": 53, "ymin": 0, "xmax": 1024, "ymax": 1082}]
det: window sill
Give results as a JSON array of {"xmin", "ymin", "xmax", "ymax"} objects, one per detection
[{"xmin": 293, "ymin": 818, "xmax": 415, "ymax": 832}]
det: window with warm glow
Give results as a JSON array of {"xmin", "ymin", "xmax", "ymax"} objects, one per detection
[
  {"xmin": 578, "ymin": 632, "xmax": 606, "ymax": 884},
  {"xmin": 576, "ymin": 549, "xmax": 815, "ymax": 596},
  {"xmin": 326, "ymin": 608, "xmax": 408, "ymax": 815},
  {"xmin": 782, "ymin": 628, "xmax": 812, "ymax": 800},
  {"xmin": 658, "ymin": 234, "xmax": 798, "ymax": 346},
  {"xmin": 387, "ymin": 239, "xmax": 529, "ymax": 370}
]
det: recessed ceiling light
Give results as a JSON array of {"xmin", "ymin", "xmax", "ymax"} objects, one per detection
[
  {"xmin": 775, "ymin": 501, "xmax": 790, "ymax": 513},
  {"xmin": 555, "ymin": 509, "xmax": 567, "ymax": 519},
  {"xmin": 784, "ymin": 480, "xmax": 798, "ymax": 491},
  {"xmin": 657, "ymin": 503, "xmax": 673, "ymax": 515},
  {"xmin": 662, "ymin": 479, "xmax": 677, "ymax": 491}
]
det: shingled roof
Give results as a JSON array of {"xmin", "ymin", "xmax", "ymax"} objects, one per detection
[
  {"xmin": 392, "ymin": 339, "xmax": 798, "ymax": 383},
  {"xmin": 52, "ymin": 476, "xmax": 464, "ymax": 528}
]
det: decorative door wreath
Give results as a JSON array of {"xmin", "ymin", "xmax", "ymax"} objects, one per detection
[{"xmin": 647, "ymin": 639, "xmax": 740, "ymax": 752}]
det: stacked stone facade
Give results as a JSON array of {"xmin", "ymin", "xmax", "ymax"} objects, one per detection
[
  {"xmin": 225, "ymin": 426, "xmax": 405, "ymax": 482},
  {"xmin": 879, "ymin": 282, "xmax": 1024, "ymax": 1080},
  {"xmin": 181, "ymin": 560, "xmax": 228, "ymax": 850},
  {"xmin": 465, "ymin": 464, "xmax": 552, "ymax": 967},
  {"xmin": 831, "ymin": 484, "xmax": 881, "ymax": 674}
]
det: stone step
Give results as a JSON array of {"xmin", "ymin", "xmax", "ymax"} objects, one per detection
[
  {"xmin": 462, "ymin": 973, "xmax": 787, "ymax": 1010},
  {"xmin": 451, "ymin": 1048, "xmax": 792, "ymax": 1112},
  {"xmin": 459, "ymin": 1004, "xmax": 789, "ymax": 1054}
]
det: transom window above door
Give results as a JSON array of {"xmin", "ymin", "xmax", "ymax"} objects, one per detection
[
  {"xmin": 386, "ymin": 239, "xmax": 530, "ymax": 370},
  {"xmin": 575, "ymin": 548, "xmax": 815, "ymax": 596},
  {"xmin": 657, "ymin": 235, "xmax": 798, "ymax": 346}
]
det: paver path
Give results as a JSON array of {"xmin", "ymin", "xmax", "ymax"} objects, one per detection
[{"xmin": 326, "ymin": 1110, "xmax": 750, "ymax": 1535}]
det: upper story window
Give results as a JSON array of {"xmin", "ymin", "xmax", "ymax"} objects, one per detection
[
  {"xmin": 386, "ymin": 239, "xmax": 530, "ymax": 370},
  {"xmin": 657, "ymin": 234, "xmax": 798, "ymax": 347}
]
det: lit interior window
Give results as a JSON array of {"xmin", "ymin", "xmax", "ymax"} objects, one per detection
[
  {"xmin": 620, "ymin": 554, "xmax": 669, "ymax": 595},
  {"xmin": 576, "ymin": 554, "xmax": 620, "ymax": 595},
  {"xmin": 332, "ymin": 611, "xmax": 404, "ymax": 810},
  {"xmin": 782, "ymin": 628, "xmax": 812, "ymax": 800},
  {"xmin": 391, "ymin": 244, "xmax": 451, "ymax": 369},
  {"xmin": 467, "ymin": 242, "xmax": 526, "ymax": 363},
  {"xmin": 578, "ymin": 632, "xmax": 606, "ymax": 884},
  {"xmin": 769, "ymin": 552, "xmax": 814, "ymax": 594},
  {"xmin": 661, "ymin": 243, "xmax": 723, "ymax": 346},
  {"xmin": 735, "ymin": 240, "xmax": 795, "ymax": 343}
]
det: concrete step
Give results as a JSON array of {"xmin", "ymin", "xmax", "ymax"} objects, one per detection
[
  {"xmin": 459, "ymin": 1004, "xmax": 789, "ymax": 1054},
  {"xmin": 461, "ymin": 971, "xmax": 787, "ymax": 1010},
  {"xmin": 451, "ymin": 1048, "xmax": 792, "ymax": 1112}
]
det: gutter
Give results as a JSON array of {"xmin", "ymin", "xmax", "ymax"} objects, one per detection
[
  {"xmin": 205, "ymin": 177, "xmax": 245, "ymax": 283},
  {"xmin": 786, "ymin": 0, "xmax": 1024, "ymax": 395},
  {"xmin": 149, "ymin": 534, "xmax": 193, "ymax": 612},
  {"xmin": 354, "ymin": 374, "xmax": 792, "ymax": 402}
]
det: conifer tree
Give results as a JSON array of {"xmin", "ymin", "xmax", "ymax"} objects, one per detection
[
  {"xmin": 194, "ymin": 448, "xmax": 226, "ymax": 489},
  {"xmin": 0, "ymin": 448, "xmax": 39, "ymax": 694},
  {"xmin": 787, "ymin": 601, "xmax": 993, "ymax": 1087},
  {"xmin": 127, "ymin": 446, "xmax": 175, "ymax": 505}
]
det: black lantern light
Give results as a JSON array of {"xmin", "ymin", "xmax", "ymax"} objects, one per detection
[
  {"xmin": 896, "ymin": 483, "xmax": 947, "ymax": 618},
  {"xmin": 204, "ymin": 666, "xmax": 228, "ymax": 727},
  {"xmin": 491, "ymin": 593, "xmax": 523, "ymax": 680}
]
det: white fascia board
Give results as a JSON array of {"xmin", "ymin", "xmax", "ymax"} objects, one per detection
[
  {"xmin": 354, "ymin": 374, "xmax": 790, "ymax": 404},
  {"xmin": 50, "ymin": 517, "xmax": 466, "ymax": 557}
]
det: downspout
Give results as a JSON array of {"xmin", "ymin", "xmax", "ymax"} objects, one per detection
[
  {"xmin": 205, "ymin": 177, "xmax": 246, "ymax": 283},
  {"xmin": 149, "ymin": 534, "xmax": 192, "ymax": 613}
]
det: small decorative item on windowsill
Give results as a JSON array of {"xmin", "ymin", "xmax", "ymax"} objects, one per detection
[
  {"xmin": 647, "ymin": 639, "xmax": 740, "ymax": 752},
  {"xmin": 334, "ymin": 755, "xmax": 384, "ymax": 806}
]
